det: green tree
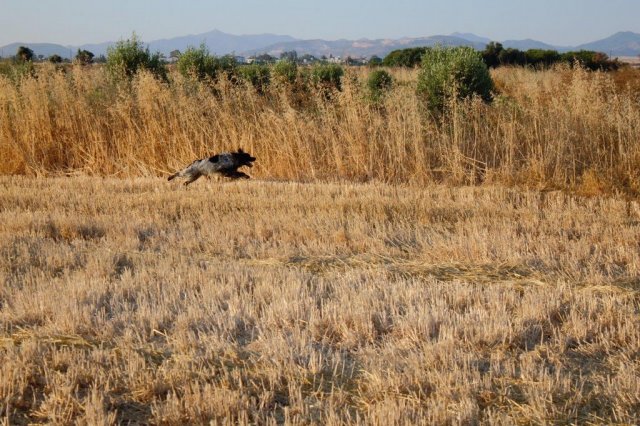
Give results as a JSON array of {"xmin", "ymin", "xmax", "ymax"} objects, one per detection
[
  {"xmin": 176, "ymin": 44, "xmax": 237, "ymax": 82},
  {"xmin": 481, "ymin": 42, "xmax": 503, "ymax": 68},
  {"xmin": 300, "ymin": 54, "xmax": 317, "ymax": 64},
  {"xmin": 106, "ymin": 33, "xmax": 166, "ymax": 81},
  {"xmin": 5, "ymin": 47, "xmax": 35, "ymax": 79},
  {"xmin": 383, "ymin": 47, "xmax": 429, "ymax": 67},
  {"xmin": 75, "ymin": 49, "xmax": 94, "ymax": 65},
  {"xmin": 48, "ymin": 54, "xmax": 63, "ymax": 64},
  {"xmin": 255, "ymin": 54, "xmax": 276, "ymax": 64},
  {"xmin": 417, "ymin": 46, "xmax": 493, "ymax": 113},
  {"xmin": 497, "ymin": 48, "xmax": 526, "ymax": 66},
  {"xmin": 16, "ymin": 46, "xmax": 34, "ymax": 62},
  {"xmin": 561, "ymin": 50, "xmax": 619, "ymax": 71},
  {"xmin": 280, "ymin": 50, "xmax": 298, "ymax": 62},
  {"xmin": 368, "ymin": 55, "xmax": 383, "ymax": 67}
]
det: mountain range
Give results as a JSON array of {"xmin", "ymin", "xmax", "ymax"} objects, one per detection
[{"xmin": 2, "ymin": 30, "xmax": 639, "ymax": 60}]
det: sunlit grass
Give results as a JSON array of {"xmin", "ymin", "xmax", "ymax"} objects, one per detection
[
  {"xmin": 0, "ymin": 64, "xmax": 639, "ymax": 194},
  {"xmin": 0, "ymin": 177, "xmax": 638, "ymax": 423}
]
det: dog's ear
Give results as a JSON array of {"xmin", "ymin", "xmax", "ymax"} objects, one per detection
[{"xmin": 238, "ymin": 148, "xmax": 244, "ymax": 153}]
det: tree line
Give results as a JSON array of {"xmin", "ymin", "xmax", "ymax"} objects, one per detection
[
  {"xmin": 382, "ymin": 43, "xmax": 620, "ymax": 71},
  {"xmin": 8, "ymin": 45, "xmax": 105, "ymax": 65},
  {"xmin": 5, "ymin": 39, "xmax": 621, "ymax": 77}
]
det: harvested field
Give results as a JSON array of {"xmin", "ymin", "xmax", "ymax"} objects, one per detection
[{"xmin": 1, "ymin": 177, "xmax": 638, "ymax": 424}]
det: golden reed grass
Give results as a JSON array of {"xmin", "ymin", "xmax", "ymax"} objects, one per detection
[
  {"xmin": 1, "ymin": 177, "xmax": 639, "ymax": 424},
  {"xmin": 0, "ymin": 64, "xmax": 639, "ymax": 195}
]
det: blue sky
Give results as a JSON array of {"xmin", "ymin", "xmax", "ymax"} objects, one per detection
[{"xmin": 1, "ymin": 0, "xmax": 639, "ymax": 46}]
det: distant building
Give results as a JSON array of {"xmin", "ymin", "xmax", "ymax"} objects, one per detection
[
  {"xmin": 346, "ymin": 57, "xmax": 369, "ymax": 65},
  {"xmin": 249, "ymin": 54, "xmax": 277, "ymax": 64}
]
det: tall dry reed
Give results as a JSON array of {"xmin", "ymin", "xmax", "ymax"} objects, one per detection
[{"xmin": 0, "ymin": 64, "xmax": 639, "ymax": 194}]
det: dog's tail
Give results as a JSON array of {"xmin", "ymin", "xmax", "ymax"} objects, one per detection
[{"xmin": 167, "ymin": 172, "xmax": 180, "ymax": 181}]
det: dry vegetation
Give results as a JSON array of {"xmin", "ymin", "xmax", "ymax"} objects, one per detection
[
  {"xmin": 0, "ymin": 64, "xmax": 639, "ymax": 195},
  {"xmin": 0, "ymin": 177, "xmax": 639, "ymax": 424},
  {"xmin": 1, "ymin": 63, "xmax": 640, "ymax": 424}
]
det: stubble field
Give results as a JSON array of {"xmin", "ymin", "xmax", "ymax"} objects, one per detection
[{"xmin": 1, "ymin": 176, "xmax": 639, "ymax": 424}]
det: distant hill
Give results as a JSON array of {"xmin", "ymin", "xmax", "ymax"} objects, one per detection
[
  {"xmin": 450, "ymin": 32, "xmax": 491, "ymax": 45},
  {"xmin": 501, "ymin": 39, "xmax": 566, "ymax": 51},
  {"xmin": 2, "ymin": 30, "xmax": 640, "ymax": 61},
  {"xmin": 577, "ymin": 31, "xmax": 640, "ymax": 56},
  {"xmin": 147, "ymin": 29, "xmax": 297, "ymax": 56},
  {"xmin": 0, "ymin": 30, "xmax": 297, "ymax": 59},
  {"xmin": 75, "ymin": 42, "xmax": 114, "ymax": 58},
  {"xmin": 0, "ymin": 42, "xmax": 73, "ymax": 59},
  {"xmin": 244, "ymin": 35, "xmax": 485, "ymax": 58},
  {"xmin": 77, "ymin": 30, "xmax": 298, "ymax": 58}
]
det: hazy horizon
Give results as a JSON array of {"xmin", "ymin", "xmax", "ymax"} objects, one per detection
[{"xmin": 1, "ymin": 0, "xmax": 639, "ymax": 47}]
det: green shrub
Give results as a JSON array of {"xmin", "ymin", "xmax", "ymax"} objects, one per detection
[
  {"xmin": 498, "ymin": 48, "xmax": 526, "ymax": 66},
  {"xmin": 382, "ymin": 47, "xmax": 428, "ymax": 68},
  {"xmin": 0, "ymin": 61, "xmax": 11, "ymax": 78},
  {"xmin": 367, "ymin": 69, "xmax": 393, "ymax": 101},
  {"xmin": 417, "ymin": 46, "xmax": 493, "ymax": 113},
  {"xmin": 525, "ymin": 49, "xmax": 561, "ymax": 67},
  {"xmin": 238, "ymin": 64, "xmax": 271, "ymax": 93},
  {"xmin": 176, "ymin": 45, "xmax": 239, "ymax": 85},
  {"xmin": 561, "ymin": 50, "xmax": 619, "ymax": 71},
  {"xmin": 272, "ymin": 60, "xmax": 298, "ymax": 85},
  {"xmin": 0, "ymin": 60, "xmax": 35, "ymax": 81},
  {"xmin": 177, "ymin": 44, "xmax": 217, "ymax": 81},
  {"xmin": 106, "ymin": 33, "xmax": 166, "ymax": 81},
  {"xmin": 480, "ymin": 45, "xmax": 617, "ymax": 71},
  {"xmin": 310, "ymin": 63, "xmax": 344, "ymax": 91},
  {"xmin": 217, "ymin": 55, "xmax": 239, "ymax": 81}
]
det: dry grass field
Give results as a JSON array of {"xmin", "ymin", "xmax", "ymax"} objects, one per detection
[
  {"xmin": 1, "ymin": 176, "xmax": 639, "ymax": 424},
  {"xmin": 1, "ymin": 62, "xmax": 639, "ymax": 424}
]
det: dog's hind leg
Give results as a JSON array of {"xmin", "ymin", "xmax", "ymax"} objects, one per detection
[{"xmin": 184, "ymin": 173, "xmax": 202, "ymax": 186}]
